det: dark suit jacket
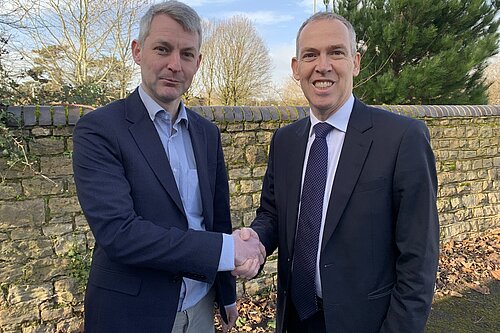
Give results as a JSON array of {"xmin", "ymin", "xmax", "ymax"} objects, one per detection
[
  {"xmin": 73, "ymin": 90, "xmax": 235, "ymax": 332},
  {"xmin": 252, "ymin": 99, "xmax": 439, "ymax": 333}
]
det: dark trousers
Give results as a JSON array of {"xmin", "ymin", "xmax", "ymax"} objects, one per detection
[{"xmin": 285, "ymin": 298, "xmax": 326, "ymax": 333}]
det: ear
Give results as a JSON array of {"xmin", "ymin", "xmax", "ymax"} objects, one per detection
[
  {"xmin": 291, "ymin": 57, "xmax": 300, "ymax": 80},
  {"xmin": 131, "ymin": 39, "xmax": 141, "ymax": 65},
  {"xmin": 196, "ymin": 53, "xmax": 202, "ymax": 70},
  {"xmin": 352, "ymin": 52, "xmax": 361, "ymax": 77}
]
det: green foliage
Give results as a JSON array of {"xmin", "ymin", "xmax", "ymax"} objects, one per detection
[
  {"xmin": 10, "ymin": 44, "xmax": 131, "ymax": 107},
  {"xmin": 0, "ymin": 107, "xmax": 28, "ymax": 173},
  {"xmin": 67, "ymin": 246, "xmax": 92, "ymax": 291},
  {"xmin": 0, "ymin": 35, "xmax": 35, "ymax": 178},
  {"xmin": 0, "ymin": 35, "xmax": 19, "ymax": 107},
  {"xmin": 267, "ymin": 320, "xmax": 276, "ymax": 329},
  {"xmin": 62, "ymin": 83, "xmax": 113, "ymax": 106},
  {"xmin": 235, "ymin": 317, "xmax": 248, "ymax": 328},
  {"xmin": 13, "ymin": 81, "xmax": 113, "ymax": 107},
  {"xmin": 333, "ymin": 0, "xmax": 499, "ymax": 104}
]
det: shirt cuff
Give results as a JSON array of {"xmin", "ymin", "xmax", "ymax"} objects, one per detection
[
  {"xmin": 224, "ymin": 302, "xmax": 237, "ymax": 309},
  {"xmin": 218, "ymin": 233, "xmax": 235, "ymax": 271}
]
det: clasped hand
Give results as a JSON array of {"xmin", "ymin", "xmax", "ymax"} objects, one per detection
[{"xmin": 232, "ymin": 228, "xmax": 266, "ymax": 279}]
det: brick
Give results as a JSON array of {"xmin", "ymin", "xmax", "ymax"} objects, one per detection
[
  {"xmin": 7, "ymin": 284, "xmax": 52, "ymax": 305},
  {"xmin": 29, "ymin": 137, "xmax": 65, "ymax": 155},
  {"xmin": 223, "ymin": 106, "xmax": 235, "ymax": 122},
  {"xmin": 0, "ymin": 182, "xmax": 22, "ymax": 200},
  {"xmin": 6, "ymin": 106, "xmax": 22, "ymax": 126},
  {"xmin": 31, "ymin": 127, "xmax": 52, "ymax": 137},
  {"xmin": 23, "ymin": 177, "xmax": 64, "ymax": 197},
  {"xmin": 52, "ymin": 106, "xmax": 66, "ymax": 125},
  {"xmin": 232, "ymin": 106, "xmax": 244, "ymax": 121},
  {"xmin": 48, "ymin": 196, "xmax": 81, "ymax": 216},
  {"xmin": 0, "ymin": 199, "xmax": 45, "ymax": 228},
  {"xmin": 242, "ymin": 106, "xmax": 255, "ymax": 121},
  {"xmin": 40, "ymin": 155, "xmax": 73, "ymax": 176},
  {"xmin": 0, "ymin": 301, "xmax": 39, "ymax": 326},
  {"xmin": 38, "ymin": 106, "xmax": 52, "ymax": 125},
  {"xmin": 23, "ymin": 106, "xmax": 37, "ymax": 126},
  {"xmin": 67, "ymin": 107, "xmax": 80, "ymax": 125}
]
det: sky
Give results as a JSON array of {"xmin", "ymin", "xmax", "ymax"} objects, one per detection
[
  {"xmin": 0, "ymin": 0, "xmax": 325, "ymax": 87},
  {"xmin": 184, "ymin": 0, "xmax": 319, "ymax": 86}
]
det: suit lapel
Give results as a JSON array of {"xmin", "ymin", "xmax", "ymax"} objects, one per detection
[
  {"xmin": 186, "ymin": 110, "xmax": 213, "ymax": 231},
  {"xmin": 286, "ymin": 119, "xmax": 310, "ymax": 255},
  {"xmin": 321, "ymin": 100, "xmax": 373, "ymax": 251},
  {"xmin": 125, "ymin": 91, "xmax": 186, "ymax": 215}
]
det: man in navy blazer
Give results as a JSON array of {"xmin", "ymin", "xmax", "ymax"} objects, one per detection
[
  {"xmin": 73, "ymin": 1, "xmax": 264, "ymax": 332},
  {"xmin": 237, "ymin": 12, "xmax": 439, "ymax": 332}
]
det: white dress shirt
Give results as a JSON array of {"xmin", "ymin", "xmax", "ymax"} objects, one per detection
[{"xmin": 298, "ymin": 94, "xmax": 354, "ymax": 298}]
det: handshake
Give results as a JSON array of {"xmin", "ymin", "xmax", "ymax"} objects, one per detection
[{"xmin": 232, "ymin": 228, "xmax": 266, "ymax": 279}]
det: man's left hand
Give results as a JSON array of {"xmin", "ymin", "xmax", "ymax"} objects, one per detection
[{"xmin": 221, "ymin": 304, "xmax": 238, "ymax": 332}]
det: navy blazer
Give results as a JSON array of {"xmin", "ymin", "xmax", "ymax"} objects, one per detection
[
  {"xmin": 252, "ymin": 99, "xmax": 439, "ymax": 333},
  {"xmin": 73, "ymin": 90, "xmax": 235, "ymax": 332}
]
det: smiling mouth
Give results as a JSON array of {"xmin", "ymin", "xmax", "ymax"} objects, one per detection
[{"xmin": 314, "ymin": 81, "xmax": 333, "ymax": 89}]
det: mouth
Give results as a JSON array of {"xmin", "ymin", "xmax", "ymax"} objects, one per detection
[
  {"xmin": 313, "ymin": 80, "xmax": 334, "ymax": 89},
  {"xmin": 159, "ymin": 77, "xmax": 180, "ymax": 85}
]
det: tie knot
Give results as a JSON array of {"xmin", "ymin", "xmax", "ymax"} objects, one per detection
[{"xmin": 313, "ymin": 122, "xmax": 333, "ymax": 138}]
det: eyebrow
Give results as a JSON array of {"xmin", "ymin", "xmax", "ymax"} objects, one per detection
[
  {"xmin": 328, "ymin": 44, "xmax": 348, "ymax": 50},
  {"xmin": 300, "ymin": 44, "xmax": 348, "ymax": 54},
  {"xmin": 152, "ymin": 40, "xmax": 198, "ymax": 52},
  {"xmin": 300, "ymin": 47, "xmax": 318, "ymax": 55}
]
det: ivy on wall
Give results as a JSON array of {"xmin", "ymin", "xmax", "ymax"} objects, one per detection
[{"xmin": 0, "ymin": 107, "xmax": 30, "ymax": 179}]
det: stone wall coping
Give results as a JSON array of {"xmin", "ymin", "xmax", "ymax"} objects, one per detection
[{"xmin": 5, "ymin": 104, "xmax": 499, "ymax": 126}]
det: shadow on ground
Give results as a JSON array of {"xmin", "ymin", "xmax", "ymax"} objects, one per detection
[{"xmin": 425, "ymin": 280, "xmax": 500, "ymax": 333}]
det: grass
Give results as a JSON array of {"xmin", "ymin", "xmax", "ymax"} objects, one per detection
[{"xmin": 425, "ymin": 280, "xmax": 500, "ymax": 333}]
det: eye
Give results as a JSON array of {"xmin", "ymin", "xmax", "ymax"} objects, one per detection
[
  {"xmin": 330, "ymin": 49, "xmax": 346, "ymax": 58},
  {"xmin": 155, "ymin": 46, "xmax": 169, "ymax": 55},
  {"xmin": 182, "ymin": 51, "xmax": 195, "ymax": 59},
  {"xmin": 302, "ymin": 53, "xmax": 317, "ymax": 61}
]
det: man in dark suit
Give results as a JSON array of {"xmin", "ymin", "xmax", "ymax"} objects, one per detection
[
  {"xmin": 237, "ymin": 12, "xmax": 439, "ymax": 333},
  {"xmin": 72, "ymin": 1, "xmax": 264, "ymax": 332}
]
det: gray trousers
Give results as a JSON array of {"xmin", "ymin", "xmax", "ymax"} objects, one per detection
[{"xmin": 171, "ymin": 288, "xmax": 216, "ymax": 333}]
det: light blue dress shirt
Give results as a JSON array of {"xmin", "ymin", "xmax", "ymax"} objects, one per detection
[{"xmin": 138, "ymin": 86, "xmax": 234, "ymax": 312}]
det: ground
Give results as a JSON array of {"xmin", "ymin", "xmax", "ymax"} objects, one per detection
[{"xmin": 216, "ymin": 228, "xmax": 500, "ymax": 332}]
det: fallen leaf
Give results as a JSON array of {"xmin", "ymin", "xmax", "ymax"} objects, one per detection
[
  {"xmin": 216, "ymin": 228, "xmax": 499, "ymax": 332},
  {"xmin": 449, "ymin": 290, "xmax": 463, "ymax": 298},
  {"xmin": 469, "ymin": 284, "xmax": 490, "ymax": 295}
]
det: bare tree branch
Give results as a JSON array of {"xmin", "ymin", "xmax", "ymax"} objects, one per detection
[{"xmin": 194, "ymin": 16, "xmax": 272, "ymax": 106}]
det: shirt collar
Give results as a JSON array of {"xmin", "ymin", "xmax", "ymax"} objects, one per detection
[
  {"xmin": 138, "ymin": 85, "xmax": 189, "ymax": 128},
  {"xmin": 309, "ymin": 94, "xmax": 354, "ymax": 136}
]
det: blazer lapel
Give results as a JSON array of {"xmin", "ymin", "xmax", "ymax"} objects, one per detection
[
  {"xmin": 186, "ymin": 110, "xmax": 213, "ymax": 231},
  {"xmin": 285, "ymin": 118, "xmax": 310, "ymax": 255},
  {"xmin": 321, "ymin": 100, "xmax": 373, "ymax": 251},
  {"xmin": 125, "ymin": 91, "xmax": 186, "ymax": 215}
]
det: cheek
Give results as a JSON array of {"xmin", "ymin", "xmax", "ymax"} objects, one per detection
[{"xmin": 184, "ymin": 65, "xmax": 199, "ymax": 78}]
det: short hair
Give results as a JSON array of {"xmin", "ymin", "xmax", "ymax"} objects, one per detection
[
  {"xmin": 138, "ymin": 0, "xmax": 202, "ymax": 49},
  {"xmin": 295, "ymin": 12, "xmax": 357, "ymax": 57}
]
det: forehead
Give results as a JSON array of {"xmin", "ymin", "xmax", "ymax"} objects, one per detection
[
  {"xmin": 298, "ymin": 19, "xmax": 350, "ymax": 50},
  {"xmin": 148, "ymin": 14, "xmax": 200, "ymax": 48}
]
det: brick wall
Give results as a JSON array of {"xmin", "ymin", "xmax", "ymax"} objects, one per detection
[{"xmin": 0, "ymin": 104, "xmax": 498, "ymax": 332}]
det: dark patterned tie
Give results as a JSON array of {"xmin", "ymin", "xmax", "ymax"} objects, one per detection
[{"xmin": 291, "ymin": 122, "xmax": 333, "ymax": 321}]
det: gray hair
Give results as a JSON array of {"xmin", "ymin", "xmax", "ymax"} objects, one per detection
[
  {"xmin": 138, "ymin": 1, "xmax": 202, "ymax": 49},
  {"xmin": 295, "ymin": 12, "xmax": 357, "ymax": 57}
]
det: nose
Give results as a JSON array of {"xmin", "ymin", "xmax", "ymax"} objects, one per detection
[
  {"xmin": 315, "ymin": 53, "xmax": 332, "ymax": 74},
  {"xmin": 167, "ymin": 52, "xmax": 181, "ymax": 72}
]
